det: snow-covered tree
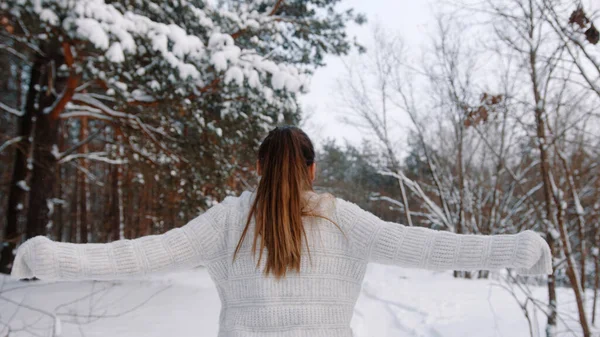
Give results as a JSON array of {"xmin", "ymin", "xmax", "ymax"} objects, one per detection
[{"xmin": 0, "ymin": 0, "xmax": 364, "ymax": 272}]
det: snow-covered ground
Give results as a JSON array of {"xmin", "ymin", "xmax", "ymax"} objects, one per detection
[{"xmin": 0, "ymin": 265, "xmax": 595, "ymax": 337}]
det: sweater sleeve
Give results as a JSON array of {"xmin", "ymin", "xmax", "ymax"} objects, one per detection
[
  {"xmin": 10, "ymin": 203, "xmax": 228, "ymax": 281},
  {"xmin": 336, "ymin": 199, "xmax": 552, "ymax": 275}
]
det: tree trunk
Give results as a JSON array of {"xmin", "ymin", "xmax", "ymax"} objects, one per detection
[
  {"xmin": 137, "ymin": 173, "xmax": 148, "ymax": 237},
  {"xmin": 79, "ymin": 116, "xmax": 89, "ymax": 243},
  {"xmin": 27, "ymin": 41, "xmax": 79, "ymax": 243},
  {"xmin": 109, "ymin": 131, "xmax": 123, "ymax": 241},
  {"xmin": 26, "ymin": 40, "xmax": 80, "ymax": 242},
  {"xmin": 593, "ymin": 245, "xmax": 599, "ymax": 325},
  {"xmin": 578, "ymin": 219, "xmax": 586, "ymax": 290},
  {"xmin": 455, "ymin": 127, "xmax": 468, "ymax": 278},
  {"xmin": 70, "ymin": 168, "xmax": 79, "ymax": 242},
  {"xmin": 26, "ymin": 101, "xmax": 61, "ymax": 239},
  {"xmin": 55, "ymin": 122, "xmax": 67, "ymax": 242},
  {"xmin": 560, "ymin": 153, "xmax": 587, "ymax": 291},
  {"xmin": 546, "ymin": 233, "xmax": 558, "ymax": 335},
  {"xmin": 526, "ymin": 19, "xmax": 559, "ymax": 331},
  {"xmin": 0, "ymin": 57, "xmax": 43, "ymax": 274},
  {"xmin": 102, "ymin": 128, "xmax": 111, "ymax": 243},
  {"xmin": 534, "ymin": 101, "xmax": 590, "ymax": 335},
  {"xmin": 555, "ymin": 206, "xmax": 590, "ymax": 336}
]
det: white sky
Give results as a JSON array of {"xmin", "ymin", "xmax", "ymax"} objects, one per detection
[
  {"xmin": 300, "ymin": 0, "xmax": 434, "ymax": 147},
  {"xmin": 300, "ymin": 0, "xmax": 600, "ymax": 148}
]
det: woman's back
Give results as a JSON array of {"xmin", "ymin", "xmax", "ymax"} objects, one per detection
[{"xmin": 209, "ymin": 191, "xmax": 362, "ymax": 337}]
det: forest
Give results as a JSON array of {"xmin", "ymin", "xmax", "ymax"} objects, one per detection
[{"xmin": 1, "ymin": 0, "xmax": 600, "ymax": 336}]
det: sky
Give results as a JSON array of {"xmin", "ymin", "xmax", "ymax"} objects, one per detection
[
  {"xmin": 300, "ymin": 0, "xmax": 600, "ymax": 149},
  {"xmin": 300, "ymin": 0, "xmax": 434, "ymax": 147}
]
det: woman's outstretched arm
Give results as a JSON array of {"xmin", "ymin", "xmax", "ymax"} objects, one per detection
[
  {"xmin": 337, "ymin": 199, "xmax": 552, "ymax": 275},
  {"xmin": 11, "ymin": 203, "xmax": 228, "ymax": 281}
]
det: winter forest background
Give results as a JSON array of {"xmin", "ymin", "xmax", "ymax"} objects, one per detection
[{"xmin": 1, "ymin": 0, "xmax": 600, "ymax": 336}]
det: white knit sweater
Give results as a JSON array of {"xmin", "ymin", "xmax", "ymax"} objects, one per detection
[{"xmin": 11, "ymin": 191, "xmax": 552, "ymax": 337}]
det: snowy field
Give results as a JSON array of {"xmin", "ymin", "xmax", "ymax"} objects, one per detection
[{"xmin": 0, "ymin": 265, "xmax": 595, "ymax": 337}]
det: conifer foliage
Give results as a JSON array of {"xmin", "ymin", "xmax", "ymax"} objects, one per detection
[{"xmin": 0, "ymin": 0, "xmax": 364, "ymax": 273}]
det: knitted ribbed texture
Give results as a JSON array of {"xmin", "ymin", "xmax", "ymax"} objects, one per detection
[{"xmin": 11, "ymin": 191, "xmax": 552, "ymax": 337}]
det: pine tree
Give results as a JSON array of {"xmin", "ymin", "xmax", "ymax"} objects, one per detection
[{"xmin": 0, "ymin": 0, "xmax": 364, "ymax": 272}]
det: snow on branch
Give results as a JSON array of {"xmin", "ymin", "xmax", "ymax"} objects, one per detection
[
  {"xmin": 0, "ymin": 43, "xmax": 30, "ymax": 63},
  {"xmin": 379, "ymin": 170, "xmax": 454, "ymax": 231},
  {"xmin": 0, "ymin": 136, "xmax": 23, "ymax": 152},
  {"xmin": 7, "ymin": 0, "xmax": 309, "ymax": 112},
  {"xmin": 60, "ymin": 110, "xmax": 114, "ymax": 122},
  {"xmin": 58, "ymin": 151, "xmax": 127, "ymax": 165},
  {"xmin": 369, "ymin": 195, "xmax": 405, "ymax": 210},
  {"xmin": 71, "ymin": 93, "xmax": 180, "ymax": 161},
  {"xmin": 0, "ymin": 101, "xmax": 23, "ymax": 117}
]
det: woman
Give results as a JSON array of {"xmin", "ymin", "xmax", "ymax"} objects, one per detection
[{"xmin": 12, "ymin": 126, "xmax": 552, "ymax": 337}]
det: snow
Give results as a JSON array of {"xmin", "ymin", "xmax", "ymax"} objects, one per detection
[
  {"xmin": 271, "ymin": 70, "xmax": 287, "ymax": 90},
  {"xmin": 114, "ymin": 82, "xmax": 128, "ymax": 92},
  {"xmin": 211, "ymin": 52, "xmax": 229, "ymax": 71},
  {"xmin": 75, "ymin": 18, "xmax": 110, "ymax": 50},
  {"xmin": 0, "ymin": 101, "xmax": 23, "ymax": 117},
  {"xmin": 536, "ymin": 100, "xmax": 543, "ymax": 110},
  {"xmin": 171, "ymin": 27, "xmax": 205, "ymax": 60},
  {"xmin": 40, "ymin": 8, "xmax": 59, "ymax": 25},
  {"xmin": 131, "ymin": 89, "xmax": 155, "ymax": 102},
  {"xmin": 0, "ymin": 136, "xmax": 23, "ymax": 152},
  {"xmin": 10, "ymin": 0, "xmax": 308, "ymax": 115},
  {"xmin": 208, "ymin": 33, "xmax": 235, "ymax": 49},
  {"xmin": 550, "ymin": 229, "xmax": 561, "ymax": 240},
  {"xmin": 51, "ymin": 144, "xmax": 61, "ymax": 159},
  {"xmin": 175, "ymin": 62, "xmax": 201, "ymax": 80},
  {"xmin": 560, "ymin": 201, "xmax": 567, "ymax": 210},
  {"xmin": 16, "ymin": 180, "xmax": 30, "ymax": 192},
  {"xmin": 574, "ymin": 196, "xmax": 585, "ymax": 216},
  {"xmin": 54, "ymin": 315, "xmax": 62, "ymax": 336},
  {"xmin": 247, "ymin": 70, "xmax": 261, "ymax": 88},
  {"xmin": 150, "ymin": 33, "xmax": 168, "ymax": 54},
  {"xmin": 106, "ymin": 42, "xmax": 125, "ymax": 63},
  {"xmin": 1, "ymin": 266, "xmax": 594, "ymax": 337},
  {"xmin": 149, "ymin": 80, "xmax": 161, "ymax": 90},
  {"xmin": 189, "ymin": 6, "xmax": 214, "ymax": 29},
  {"xmin": 224, "ymin": 66, "xmax": 244, "ymax": 86},
  {"xmin": 244, "ymin": 19, "xmax": 260, "ymax": 30},
  {"xmin": 46, "ymin": 199, "xmax": 55, "ymax": 217}
]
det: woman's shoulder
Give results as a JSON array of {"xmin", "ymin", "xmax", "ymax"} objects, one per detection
[
  {"xmin": 328, "ymin": 197, "xmax": 381, "ymax": 227},
  {"xmin": 221, "ymin": 190, "xmax": 253, "ymax": 205},
  {"xmin": 328, "ymin": 196, "xmax": 362, "ymax": 213},
  {"xmin": 215, "ymin": 190, "xmax": 255, "ymax": 214},
  {"xmin": 304, "ymin": 192, "xmax": 370, "ymax": 226}
]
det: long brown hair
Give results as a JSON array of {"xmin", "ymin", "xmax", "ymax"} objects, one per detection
[{"xmin": 233, "ymin": 126, "xmax": 319, "ymax": 279}]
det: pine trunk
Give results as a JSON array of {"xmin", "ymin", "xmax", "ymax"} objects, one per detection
[
  {"xmin": 79, "ymin": 116, "xmax": 89, "ymax": 243},
  {"xmin": 110, "ymin": 150, "xmax": 120, "ymax": 241},
  {"xmin": 70, "ymin": 164, "xmax": 79, "ymax": 242},
  {"xmin": 0, "ymin": 56, "xmax": 43, "ymax": 273},
  {"xmin": 27, "ymin": 42, "xmax": 78, "ymax": 242},
  {"xmin": 26, "ymin": 101, "xmax": 61, "ymax": 239}
]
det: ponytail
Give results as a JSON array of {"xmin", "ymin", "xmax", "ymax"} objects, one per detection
[{"xmin": 233, "ymin": 126, "xmax": 316, "ymax": 279}]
